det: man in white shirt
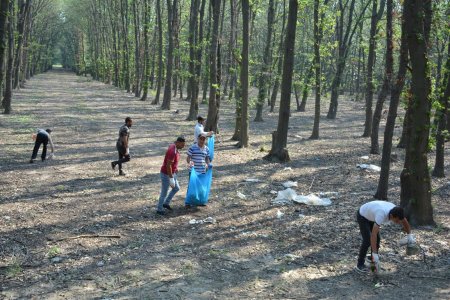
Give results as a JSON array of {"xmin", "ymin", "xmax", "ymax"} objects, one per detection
[
  {"xmin": 194, "ymin": 116, "xmax": 214, "ymax": 144},
  {"xmin": 355, "ymin": 200, "xmax": 415, "ymax": 273}
]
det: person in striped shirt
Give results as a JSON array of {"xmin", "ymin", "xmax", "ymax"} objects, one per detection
[{"xmin": 187, "ymin": 134, "xmax": 211, "ymax": 175}]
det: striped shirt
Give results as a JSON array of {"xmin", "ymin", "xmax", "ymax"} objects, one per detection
[{"xmin": 187, "ymin": 144, "xmax": 210, "ymax": 174}]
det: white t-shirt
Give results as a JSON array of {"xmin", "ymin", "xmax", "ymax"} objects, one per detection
[
  {"xmin": 194, "ymin": 122, "xmax": 206, "ymax": 144},
  {"xmin": 359, "ymin": 201, "xmax": 396, "ymax": 225}
]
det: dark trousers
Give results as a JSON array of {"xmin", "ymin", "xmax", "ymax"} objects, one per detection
[
  {"xmin": 113, "ymin": 147, "xmax": 130, "ymax": 171},
  {"xmin": 357, "ymin": 210, "xmax": 380, "ymax": 267},
  {"xmin": 31, "ymin": 133, "xmax": 48, "ymax": 161}
]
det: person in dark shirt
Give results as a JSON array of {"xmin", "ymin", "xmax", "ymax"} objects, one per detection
[
  {"xmin": 111, "ymin": 117, "xmax": 132, "ymax": 176},
  {"xmin": 30, "ymin": 128, "xmax": 54, "ymax": 163}
]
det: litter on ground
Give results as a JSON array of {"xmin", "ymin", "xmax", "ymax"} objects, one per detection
[
  {"xmin": 357, "ymin": 164, "xmax": 381, "ymax": 172},
  {"xmin": 237, "ymin": 191, "xmax": 247, "ymax": 199},
  {"xmin": 272, "ymin": 188, "xmax": 332, "ymax": 206},
  {"xmin": 282, "ymin": 181, "xmax": 298, "ymax": 188}
]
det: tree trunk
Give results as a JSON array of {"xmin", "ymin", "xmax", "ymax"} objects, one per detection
[
  {"xmin": 238, "ymin": 0, "xmax": 249, "ymax": 147},
  {"xmin": 298, "ymin": 64, "xmax": 314, "ymax": 112},
  {"xmin": 310, "ymin": 0, "xmax": 320, "ymax": 139},
  {"xmin": 265, "ymin": 0, "xmax": 298, "ymax": 162},
  {"xmin": 363, "ymin": 0, "xmax": 385, "ymax": 137},
  {"xmin": 254, "ymin": 0, "xmax": 275, "ymax": 122},
  {"xmin": 132, "ymin": 0, "xmax": 141, "ymax": 98},
  {"xmin": 152, "ymin": 0, "xmax": 163, "ymax": 105},
  {"xmin": 13, "ymin": 0, "xmax": 30, "ymax": 90},
  {"xmin": 432, "ymin": 39, "xmax": 449, "ymax": 178},
  {"xmin": 371, "ymin": 0, "xmax": 392, "ymax": 154},
  {"xmin": 140, "ymin": 0, "xmax": 150, "ymax": 101},
  {"xmin": 2, "ymin": 0, "xmax": 14, "ymax": 113},
  {"xmin": 161, "ymin": 0, "xmax": 177, "ymax": 110},
  {"xmin": 269, "ymin": 0, "xmax": 286, "ymax": 113},
  {"xmin": 400, "ymin": 0, "xmax": 433, "ymax": 226},
  {"xmin": 205, "ymin": 0, "xmax": 221, "ymax": 132},
  {"xmin": 374, "ymin": 0, "xmax": 406, "ymax": 200},
  {"xmin": 0, "ymin": 0, "xmax": 10, "ymax": 102},
  {"xmin": 186, "ymin": 0, "xmax": 201, "ymax": 120}
]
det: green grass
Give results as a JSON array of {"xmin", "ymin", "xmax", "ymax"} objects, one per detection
[
  {"xmin": 6, "ymin": 260, "xmax": 22, "ymax": 278},
  {"xmin": 47, "ymin": 246, "xmax": 61, "ymax": 258}
]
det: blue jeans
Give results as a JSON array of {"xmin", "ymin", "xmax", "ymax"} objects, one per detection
[{"xmin": 157, "ymin": 172, "xmax": 180, "ymax": 211}]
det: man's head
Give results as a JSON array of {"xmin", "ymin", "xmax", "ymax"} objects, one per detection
[
  {"xmin": 389, "ymin": 206, "xmax": 405, "ymax": 224},
  {"xmin": 125, "ymin": 117, "xmax": 133, "ymax": 128},
  {"xmin": 197, "ymin": 115, "xmax": 205, "ymax": 124},
  {"xmin": 197, "ymin": 134, "xmax": 206, "ymax": 147},
  {"xmin": 45, "ymin": 129, "xmax": 52, "ymax": 134},
  {"xmin": 175, "ymin": 136, "xmax": 186, "ymax": 149}
]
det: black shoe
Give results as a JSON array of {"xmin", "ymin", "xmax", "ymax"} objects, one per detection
[
  {"xmin": 354, "ymin": 265, "xmax": 369, "ymax": 274},
  {"xmin": 119, "ymin": 170, "xmax": 126, "ymax": 176},
  {"xmin": 29, "ymin": 159, "xmax": 35, "ymax": 163},
  {"xmin": 111, "ymin": 162, "xmax": 116, "ymax": 170},
  {"xmin": 156, "ymin": 210, "xmax": 165, "ymax": 215},
  {"xmin": 185, "ymin": 204, "xmax": 191, "ymax": 209},
  {"xmin": 163, "ymin": 204, "xmax": 173, "ymax": 211}
]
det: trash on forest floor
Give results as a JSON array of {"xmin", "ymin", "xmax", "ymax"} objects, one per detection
[
  {"xmin": 237, "ymin": 191, "xmax": 247, "ymax": 199},
  {"xmin": 357, "ymin": 164, "xmax": 381, "ymax": 172},
  {"xmin": 293, "ymin": 194, "xmax": 332, "ymax": 206},
  {"xmin": 360, "ymin": 155, "xmax": 369, "ymax": 160},
  {"xmin": 283, "ymin": 167, "xmax": 292, "ymax": 171},
  {"xmin": 189, "ymin": 217, "xmax": 216, "ymax": 225},
  {"xmin": 270, "ymin": 190, "xmax": 278, "ymax": 195},
  {"xmin": 272, "ymin": 188, "xmax": 298, "ymax": 205},
  {"xmin": 277, "ymin": 210, "xmax": 284, "ymax": 219},
  {"xmin": 244, "ymin": 178, "xmax": 261, "ymax": 182},
  {"xmin": 318, "ymin": 191, "xmax": 339, "ymax": 199},
  {"xmin": 282, "ymin": 181, "xmax": 298, "ymax": 188}
]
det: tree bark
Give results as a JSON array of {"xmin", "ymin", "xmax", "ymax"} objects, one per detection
[
  {"xmin": 254, "ymin": 0, "xmax": 275, "ymax": 122},
  {"xmin": 141, "ymin": 0, "xmax": 150, "ymax": 101},
  {"xmin": 132, "ymin": 0, "xmax": 141, "ymax": 97},
  {"xmin": 400, "ymin": 0, "xmax": 433, "ymax": 226},
  {"xmin": 0, "ymin": 0, "xmax": 10, "ymax": 102},
  {"xmin": 310, "ymin": 0, "xmax": 320, "ymax": 139},
  {"xmin": 205, "ymin": 0, "xmax": 221, "ymax": 132},
  {"xmin": 265, "ymin": 0, "xmax": 298, "ymax": 162},
  {"xmin": 2, "ymin": 0, "xmax": 14, "ymax": 113},
  {"xmin": 186, "ymin": 0, "xmax": 201, "ymax": 120},
  {"xmin": 152, "ymin": 0, "xmax": 163, "ymax": 105},
  {"xmin": 238, "ymin": 0, "xmax": 249, "ymax": 147}
]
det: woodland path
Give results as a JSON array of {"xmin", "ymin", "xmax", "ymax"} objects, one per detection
[{"xmin": 0, "ymin": 69, "xmax": 449, "ymax": 299}]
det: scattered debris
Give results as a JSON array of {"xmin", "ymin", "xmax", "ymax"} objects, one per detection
[
  {"xmin": 282, "ymin": 181, "xmax": 298, "ymax": 188},
  {"xmin": 97, "ymin": 261, "xmax": 105, "ymax": 267},
  {"xmin": 357, "ymin": 164, "xmax": 381, "ymax": 172},
  {"xmin": 277, "ymin": 210, "xmax": 284, "ymax": 219},
  {"xmin": 237, "ymin": 191, "xmax": 247, "ymax": 199},
  {"xmin": 270, "ymin": 190, "xmax": 278, "ymax": 195},
  {"xmin": 283, "ymin": 167, "xmax": 292, "ymax": 171},
  {"xmin": 55, "ymin": 234, "xmax": 121, "ymax": 242},
  {"xmin": 244, "ymin": 178, "xmax": 261, "ymax": 183},
  {"xmin": 360, "ymin": 155, "xmax": 369, "ymax": 160},
  {"xmin": 189, "ymin": 217, "xmax": 216, "ymax": 225},
  {"xmin": 51, "ymin": 257, "xmax": 63, "ymax": 263},
  {"xmin": 293, "ymin": 194, "xmax": 332, "ymax": 206}
]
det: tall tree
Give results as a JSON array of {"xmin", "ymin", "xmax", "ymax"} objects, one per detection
[
  {"xmin": 186, "ymin": 0, "xmax": 201, "ymax": 120},
  {"xmin": 400, "ymin": 0, "xmax": 433, "ymax": 225},
  {"xmin": 0, "ymin": 0, "xmax": 10, "ymax": 102},
  {"xmin": 238, "ymin": 0, "xmax": 249, "ymax": 147},
  {"xmin": 362, "ymin": 0, "xmax": 385, "ymax": 137},
  {"xmin": 205, "ymin": 0, "xmax": 221, "ymax": 132},
  {"xmin": 265, "ymin": 0, "xmax": 298, "ymax": 162},
  {"xmin": 254, "ymin": 0, "xmax": 275, "ymax": 122},
  {"xmin": 432, "ymin": 37, "xmax": 449, "ymax": 178},
  {"xmin": 13, "ymin": 0, "xmax": 31, "ymax": 90},
  {"xmin": 374, "ymin": 0, "xmax": 405, "ymax": 200},
  {"xmin": 2, "ymin": 0, "xmax": 14, "ymax": 113},
  {"xmin": 370, "ymin": 0, "xmax": 392, "ymax": 154},
  {"xmin": 141, "ymin": 0, "xmax": 151, "ymax": 101},
  {"xmin": 132, "ymin": 0, "xmax": 141, "ymax": 97},
  {"xmin": 161, "ymin": 0, "xmax": 178, "ymax": 110},
  {"xmin": 310, "ymin": 0, "xmax": 320, "ymax": 139},
  {"xmin": 152, "ymin": 0, "xmax": 163, "ymax": 104},
  {"xmin": 326, "ymin": 0, "xmax": 370, "ymax": 119}
]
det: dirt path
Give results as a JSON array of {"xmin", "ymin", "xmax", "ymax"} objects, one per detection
[{"xmin": 0, "ymin": 69, "xmax": 449, "ymax": 299}]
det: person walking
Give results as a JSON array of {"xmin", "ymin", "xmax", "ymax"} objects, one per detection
[
  {"xmin": 194, "ymin": 116, "xmax": 214, "ymax": 144},
  {"xmin": 156, "ymin": 136, "xmax": 186, "ymax": 215},
  {"xmin": 30, "ymin": 128, "xmax": 54, "ymax": 163},
  {"xmin": 355, "ymin": 200, "xmax": 415, "ymax": 273},
  {"xmin": 111, "ymin": 117, "xmax": 132, "ymax": 176}
]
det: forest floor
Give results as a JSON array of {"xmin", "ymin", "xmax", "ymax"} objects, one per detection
[{"xmin": 0, "ymin": 69, "xmax": 449, "ymax": 300}]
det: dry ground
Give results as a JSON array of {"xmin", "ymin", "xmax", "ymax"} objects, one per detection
[{"xmin": 0, "ymin": 69, "xmax": 449, "ymax": 299}]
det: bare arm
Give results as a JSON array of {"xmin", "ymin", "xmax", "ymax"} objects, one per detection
[
  {"xmin": 166, "ymin": 160, "xmax": 174, "ymax": 178},
  {"xmin": 48, "ymin": 135, "xmax": 55, "ymax": 152},
  {"xmin": 402, "ymin": 219, "xmax": 411, "ymax": 234}
]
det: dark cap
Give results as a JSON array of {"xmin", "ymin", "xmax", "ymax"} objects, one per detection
[
  {"xmin": 197, "ymin": 115, "xmax": 205, "ymax": 122},
  {"xmin": 175, "ymin": 136, "xmax": 186, "ymax": 143},
  {"xmin": 45, "ymin": 128, "xmax": 52, "ymax": 134}
]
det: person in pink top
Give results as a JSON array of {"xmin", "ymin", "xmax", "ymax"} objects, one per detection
[{"xmin": 156, "ymin": 136, "xmax": 186, "ymax": 215}]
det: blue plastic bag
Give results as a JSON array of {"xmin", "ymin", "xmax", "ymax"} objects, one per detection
[
  {"xmin": 185, "ymin": 135, "xmax": 215, "ymax": 205},
  {"xmin": 185, "ymin": 167, "xmax": 213, "ymax": 205},
  {"xmin": 208, "ymin": 135, "xmax": 215, "ymax": 162}
]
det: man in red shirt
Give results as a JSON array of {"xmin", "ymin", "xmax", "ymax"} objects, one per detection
[{"xmin": 156, "ymin": 137, "xmax": 186, "ymax": 215}]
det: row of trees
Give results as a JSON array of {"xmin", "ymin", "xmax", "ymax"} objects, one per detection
[
  {"xmin": 0, "ymin": 0, "xmax": 62, "ymax": 113},
  {"xmin": 0, "ymin": 0, "xmax": 448, "ymax": 225}
]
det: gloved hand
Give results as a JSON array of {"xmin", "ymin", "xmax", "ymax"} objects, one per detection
[
  {"xmin": 407, "ymin": 234, "xmax": 416, "ymax": 245},
  {"xmin": 372, "ymin": 253, "xmax": 380, "ymax": 273},
  {"xmin": 169, "ymin": 177, "xmax": 175, "ymax": 188}
]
